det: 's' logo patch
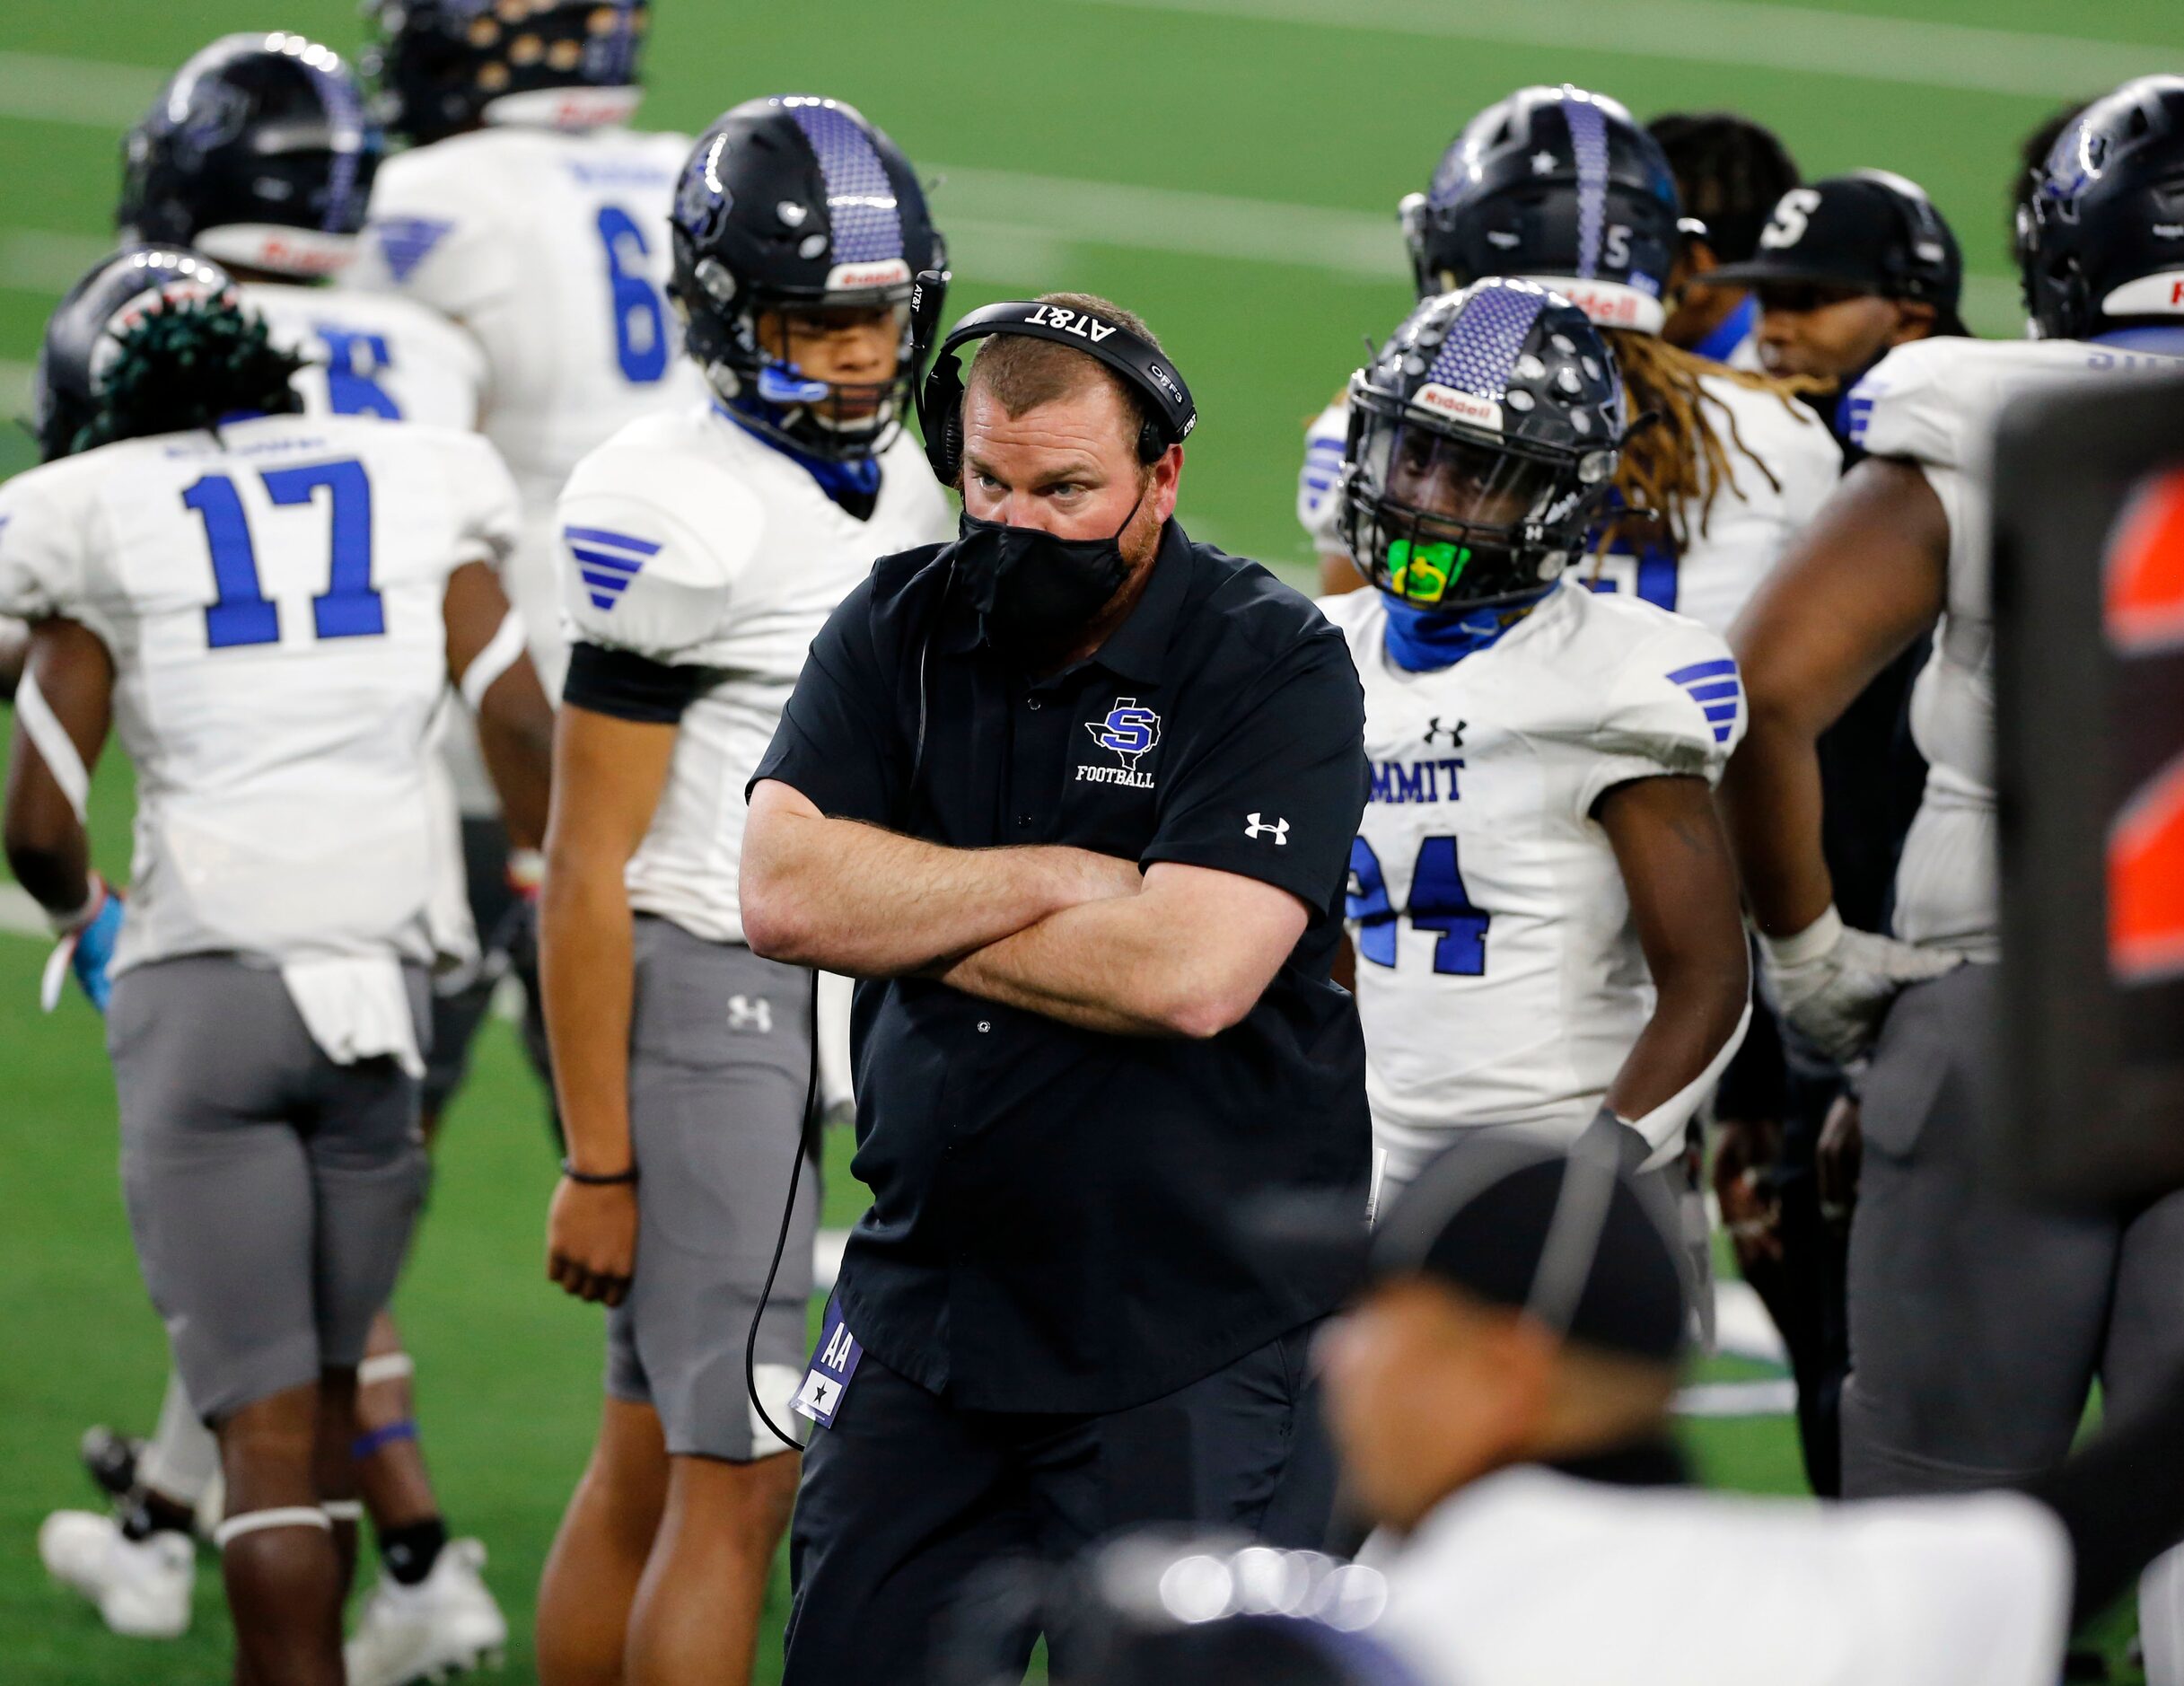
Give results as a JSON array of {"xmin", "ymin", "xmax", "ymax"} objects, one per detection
[{"xmin": 1078, "ymin": 697, "xmax": 1162, "ymax": 789}]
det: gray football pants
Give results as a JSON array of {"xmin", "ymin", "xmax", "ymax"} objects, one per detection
[
  {"xmin": 1843, "ymin": 962, "xmax": 2184, "ymax": 1680},
  {"xmin": 109, "ymin": 955, "xmax": 431, "ymax": 1424}
]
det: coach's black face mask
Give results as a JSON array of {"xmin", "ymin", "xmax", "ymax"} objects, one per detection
[{"xmin": 954, "ymin": 487, "xmax": 1146, "ymax": 661}]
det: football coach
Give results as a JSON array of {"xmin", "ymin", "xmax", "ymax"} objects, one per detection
[{"xmin": 740, "ymin": 285, "xmax": 1371, "ymax": 1682}]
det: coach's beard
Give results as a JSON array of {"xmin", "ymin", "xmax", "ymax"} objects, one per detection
[{"xmin": 954, "ymin": 486, "xmax": 1148, "ymax": 660}]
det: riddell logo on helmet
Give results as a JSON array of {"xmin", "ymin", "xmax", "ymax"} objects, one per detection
[
  {"xmin": 826, "ymin": 259, "xmax": 912, "ymax": 291},
  {"xmin": 1412, "ymin": 382, "xmax": 1504, "ymax": 432},
  {"xmin": 1556, "ymin": 284, "xmax": 1647, "ymax": 326}
]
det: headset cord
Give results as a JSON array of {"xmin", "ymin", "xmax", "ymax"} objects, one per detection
[{"xmin": 745, "ymin": 968, "xmax": 824, "ymax": 1453}]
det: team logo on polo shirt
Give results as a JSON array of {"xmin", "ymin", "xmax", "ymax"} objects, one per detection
[{"xmin": 1078, "ymin": 697, "xmax": 1162, "ymax": 790}]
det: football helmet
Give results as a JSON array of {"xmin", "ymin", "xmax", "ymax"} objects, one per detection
[
  {"xmin": 34, "ymin": 247, "xmax": 241, "ymax": 461},
  {"xmin": 669, "ymin": 94, "xmax": 944, "ymax": 461},
  {"xmin": 362, "ymin": 0, "xmax": 649, "ymax": 145},
  {"xmin": 2018, "ymin": 75, "xmax": 2184, "ymax": 340},
  {"xmin": 118, "ymin": 32, "xmax": 381, "ymax": 279},
  {"xmin": 1403, "ymin": 84, "xmax": 1685, "ymax": 335},
  {"xmin": 1338, "ymin": 278, "xmax": 1624, "ymax": 613}
]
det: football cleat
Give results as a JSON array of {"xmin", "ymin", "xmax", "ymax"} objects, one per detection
[
  {"xmin": 345, "ymin": 1537, "xmax": 508, "ymax": 1686},
  {"xmin": 39, "ymin": 1509, "xmax": 195, "ymax": 1640},
  {"xmin": 78, "ymin": 1425, "xmax": 144, "ymax": 1502}
]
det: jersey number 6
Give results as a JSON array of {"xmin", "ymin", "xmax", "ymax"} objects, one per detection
[
  {"xmin": 597, "ymin": 206, "xmax": 668, "ymax": 386},
  {"xmin": 1347, "ymin": 834, "xmax": 1490, "ymax": 975},
  {"xmin": 181, "ymin": 459, "xmax": 380, "ymax": 650}
]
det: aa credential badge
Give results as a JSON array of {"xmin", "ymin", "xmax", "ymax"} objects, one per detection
[{"xmin": 1079, "ymin": 697, "xmax": 1162, "ymax": 789}]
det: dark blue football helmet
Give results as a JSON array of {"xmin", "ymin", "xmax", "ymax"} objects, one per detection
[
  {"xmin": 362, "ymin": 0, "xmax": 649, "ymax": 145},
  {"xmin": 118, "ymin": 33, "xmax": 380, "ymax": 280},
  {"xmin": 2019, "ymin": 75, "xmax": 2184, "ymax": 340},
  {"xmin": 1338, "ymin": 278, "xmax": 1625, "ymax": 612},
  {"xmin": 34, "ymin": 247, "xmax": 242, "ymax": 461},
  {"xmin": 1403, "ymin": 84, "xmax": 1687, "ymax": 337},
  {"xmin": 669, "ymin": 95, "xmax": 945, "ymax": 461}
]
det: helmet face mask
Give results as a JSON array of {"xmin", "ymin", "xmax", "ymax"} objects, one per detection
[
  {"xmin": 670, "ymin": 96, "xmax": 943, "ymax": 464},
  {"xmin": 1339, "ymin": 279, "xmax": 1622, "ymax": 615}
]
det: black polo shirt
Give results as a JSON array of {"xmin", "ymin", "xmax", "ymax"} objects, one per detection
[{"xmin": 750, "ymin": 519, "xmax": 1371, "ymax": 1414}]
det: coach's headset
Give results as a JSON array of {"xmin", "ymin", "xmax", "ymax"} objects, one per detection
[{"xmin": 908, "ymin": 272, "xmax": 1199, "ymax": 485}]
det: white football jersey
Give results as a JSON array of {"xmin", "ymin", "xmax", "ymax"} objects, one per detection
[
  {"xmin": 1297, "ymin": 375, "xmax": 1837, "ymax": 637},
  {"xmin": 557, "ymin": 404, "xmax": 953, "ymax": 944},
  {"xmin": 1370, "ymin": 1467, "xmax": 2071, "ymax": 1686},
  {"xmin": 1321, "ymin": 583, "xmax": 1743, "ymax": 1175},
  {"xmin": 0, "ymin": 415, "xmax": 518, "ymax": 974},
  {"xmin": 1578, "ymin": 373, "xmax": 1839, "ymax": 636},
  {"xmin": 1849, "ymin": 335, "xmax": 2184, "ymax": 959},
  {"xmin": 342, "ymin": 123, "xmax": 703, "ymax": 688},
  {"xmin": 243, "ymin": 280, "xmax": 486, "ymax": 432}
]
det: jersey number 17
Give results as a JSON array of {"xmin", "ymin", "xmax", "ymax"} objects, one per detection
[{"xmin": 181, "ymin": 459, "xmax": 380, "ymax": 650}]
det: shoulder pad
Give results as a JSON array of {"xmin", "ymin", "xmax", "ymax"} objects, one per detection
[{"xmin": 1589, "ymin": 602, "xmax": 1744, "ymax": 781}]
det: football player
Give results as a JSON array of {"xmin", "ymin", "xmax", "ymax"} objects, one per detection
[
  {"xmin": 532, "ymin": 96, "xmax": 951, "ymax": 1686},
  {"xmin": 118, "ymin": 32, "xmax": 486, "ymax": 431},
  {"xmin": 1319, "ymin": 278, "xmax": 1750, "ymax": 1304},
  {"xmin": 39, "ymin": 35, "xmax": 513, "ymax": 1677},
  {"xmin": 341, "ymin": 0, "xmax": 699, "ymax": 1200},
  {"xmin": 1646, "ymin": 110, "xmax": 1802, "ymax": 369},
  {"xmin": 3, "ymin": 250, "xmax": 551, "ymax": 1686},
  {"xmin": 1301, "ymin": 86, "xmax": 1838, "ymax": 634},
  {"xmin": 1721, "ymin": 75, "xmax": 2184, "ymax": 1685},
  {"xmin": 1696, "ymin": 166, "xmax": 1963, "ymax": 1496}
]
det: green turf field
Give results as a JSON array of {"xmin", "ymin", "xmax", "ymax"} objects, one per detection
[{"xmin": 4, "ymin": 0, "xmax": 2181, "ymax": 1677}]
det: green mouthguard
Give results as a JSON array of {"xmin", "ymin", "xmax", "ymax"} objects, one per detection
[{"xmin": 1386, "ymin": 538, "xmax": 1471, "ymax": 606}]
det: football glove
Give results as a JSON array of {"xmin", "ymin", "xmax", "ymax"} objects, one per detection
[
  {"xmin": 39, "ymin": 875, "xmax": 125, "ymax": 1014},
  {"xmin": 1757, "ymin": 904, "xmax": 1960, "ymax": 1066}
]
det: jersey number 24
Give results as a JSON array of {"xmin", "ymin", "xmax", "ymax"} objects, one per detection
[
  {"xmin": 182, "ymin": 459, "xmax": 380, "ymax": 650},
  {"xmin": 1347, "ymin": 834, "xmax": 1490, "ymax": 975}
]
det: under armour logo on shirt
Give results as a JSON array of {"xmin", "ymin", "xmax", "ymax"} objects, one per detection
[
  {"xmin": 1423, "ymin": 716, "xmax": 1466, "ymax": 749},
  {"xmin": 1245, "ymin": 813, "xmax": 1290, "ymax": 845},
  {"xmin": 727, "ymin": 995, "xmax": 772, "ymax": 1033}
]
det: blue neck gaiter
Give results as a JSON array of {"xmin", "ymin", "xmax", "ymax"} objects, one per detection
[
  {"xmin": 1381, "ymin": 589, "xmax": 1548, "ymax": 672},
  {"xmin": 717, "ymin": 399, "xmax": 881, "ymax": 507},
  {"xmin": 1692, "ymin": 294, "xmax": 1759, "ymax": 365}
]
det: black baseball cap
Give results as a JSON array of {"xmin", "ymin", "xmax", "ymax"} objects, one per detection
[
  {"xmin": 1366, "ymin": 1126, "xmax": 1688, "ymax": 1364},
  {"xmin": 1710, "ymin": 170, "xmax": 1965, "ymax": 329}
]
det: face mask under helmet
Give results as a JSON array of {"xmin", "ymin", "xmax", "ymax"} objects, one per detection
[
  {"xmin": 1338, "ymin": 278, "xmax": 1623, "ymax": 615},
  {"xmin": 669, "ymin": 94, "xmax": 945, "ymax": 464}
]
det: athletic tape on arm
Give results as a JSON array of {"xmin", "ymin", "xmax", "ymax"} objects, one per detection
[
  {"xmin": 13, "ymin": 669, "xmax": 89, "ymax": 822},
  {"xmin": 458, "ymin": 607, "xmax": 528, "ymax": 714}
]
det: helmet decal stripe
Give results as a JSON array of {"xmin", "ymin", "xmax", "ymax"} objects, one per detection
[
  {"xmin": 786, "ymin": 101, "xmax": 903, "ymax": 267},
  {"xmin": 297, "ymin": 52, "xmax": 368, "ymax": 233},
  {"xmin": 1425, "ymin": 284, "xmax": 1551, "ymax": 399},
  {"xmin": 1562, "ymin": 89, "xmax": 1609, "ymax": 281}
]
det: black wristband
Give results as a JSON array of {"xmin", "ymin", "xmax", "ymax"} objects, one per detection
[{"xmin": 560, "ymin": 1158, "xmax": 638, "ymax": 1186}]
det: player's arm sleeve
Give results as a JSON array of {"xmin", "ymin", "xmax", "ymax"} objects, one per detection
[
  {"xmin": 0, "ymin": 473, "xmax": 107, "ymax": 646},
  {"xmin": 1573, "ymin": 622, "xmax": 1746, "ymax": 817},
  {"xmin": 555, "ymin": 474, "xmax": 742, "ymax": 725},
  {"xmin": 746, "ymin": 578, "xmax": 904, "ymax": 828},
  {"xmin": 446, "ymin": 433, "xmax": 522, "ymax": 570},
  {"xmin": 1139, "ymin": 626, "xmax": 1369, "ymax": 919},
  {"xmin": 1296, "ymin": 400, "xmax": 1351, "ymax": 552}
]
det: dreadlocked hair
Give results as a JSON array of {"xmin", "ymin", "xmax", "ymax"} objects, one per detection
[
  {"xmin": 1595, "ymin": 329, "xmax": 1819, "ymax": 559},
  {"xmin": 76, "ymin": 296, "xmax": 303, "ymax": 454}
]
